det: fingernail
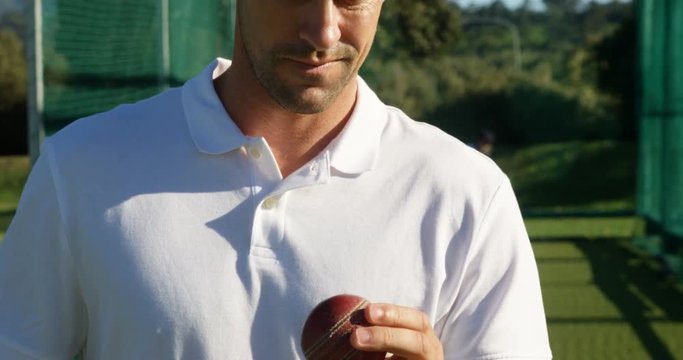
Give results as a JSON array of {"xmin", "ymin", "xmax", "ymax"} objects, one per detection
[
  {"xmin": 355, "ymin": 328, "xmax": 371, "ymax": 344},
  {"xmin": 370, "ymin": 306, "xmax": 384, "ymax": 321}
]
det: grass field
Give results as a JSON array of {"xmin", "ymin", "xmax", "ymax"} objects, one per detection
[
  {"xmin": 535, "ymin": 238, "xmax": 683, "ymax": 359},
  {"xmin": 1, "ymin": 141, "xmax": 682, "ymax": 359},
  {"xmin": 495, "ymin": 140, "xmax": 637, "ymax": 213},
  {"xmin": 0, "ymin": 155, "xmax": 28, "ymax": 239}
]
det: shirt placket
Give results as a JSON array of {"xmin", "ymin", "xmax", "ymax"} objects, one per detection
[{"xmin": 244, "ymin": 137, "xmax": 329, "ymax": 259}]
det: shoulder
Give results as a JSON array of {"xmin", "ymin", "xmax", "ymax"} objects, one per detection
[
  {"xmin": 41, "ymin": 87, "xmax": 193, "ymax": 188},
  {"xmin": 380, "ymin": 105, "xmax": 505, "ymax": 191},
  {"xmin": 46, "ymin": 87, "xmax": 186, "ymax": 157}
]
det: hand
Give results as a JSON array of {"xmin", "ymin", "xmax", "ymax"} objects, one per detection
[{"xmin": 350, "ymin": 303, "xmax": 444, "ymax": 360}]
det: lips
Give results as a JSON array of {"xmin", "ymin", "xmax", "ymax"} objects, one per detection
[
  {"xmin": 286, "ymin": 57, "xmax": 340, "ymax": 68},
  {"xmin": 283, "ymin": 57, "xmax": 344, "ymax": 78}
]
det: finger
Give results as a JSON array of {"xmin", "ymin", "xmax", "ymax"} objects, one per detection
[
  {"xmin": 365, "ymin": 303, "xmax": 433, "ymax": 333},
  {"xmin": 351, "ymin": 326, "xmax": 443, "ymax": 360}
]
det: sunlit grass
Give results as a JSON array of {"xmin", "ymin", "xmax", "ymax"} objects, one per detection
[
  {"xmin": 525, "ymin": 216, "xmax": 645, "ymax": 239},
  {"xmin": 534, "ymin": 239, "xmax": 683, "ymax": 359},
  {"xmin": 0, "ymin": 156, "xmax": 28, "ymax": 240}
]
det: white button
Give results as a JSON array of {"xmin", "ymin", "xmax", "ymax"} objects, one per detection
[
  {"xmin": 309, "ymin": 162, "xmax": 318, "ymax": 172},
  {"xmin": 249, "ymin": 147, "xmax": 262, "ymax": 159},
  {"xmin": 263, "ymin": 197, "xmax": 278, "ymax": 209}
]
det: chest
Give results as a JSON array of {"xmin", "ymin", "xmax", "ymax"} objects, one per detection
[{"xmin": 65, "ymin": 158, "xmax": 457, "ymax": 358}]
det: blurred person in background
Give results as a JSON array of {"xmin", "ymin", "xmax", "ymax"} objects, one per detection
[{"xmin": 476, "ymin": 129, "xmax": 496, "ymax": 157}]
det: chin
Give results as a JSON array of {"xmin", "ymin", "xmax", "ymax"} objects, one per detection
[
  {"xmin": 280, "ymin": 99, "xmax": 331, "ymax": 115},
  {"xmin": 273, "ymin": 87, "xmax": 341, "ymax": 114}
]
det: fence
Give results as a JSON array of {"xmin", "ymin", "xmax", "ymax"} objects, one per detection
[
  {"xmin": 637, "ymin": 0, "xmax": 683, "ymax": 274},
  {"xmin": 28, "ymin": 0, "xmax": 236, "ymax": 158}
]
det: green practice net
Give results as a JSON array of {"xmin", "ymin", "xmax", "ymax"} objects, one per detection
[
  {"xmin": 637, "ymin": 0, "xmax": 683, "ymax": 269},
  {"xmin": 41, "ymin": 0, "xmax": 235, "ymax": 135}
]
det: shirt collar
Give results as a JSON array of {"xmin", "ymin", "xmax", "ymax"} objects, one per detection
[
  {"xmin": 182, "ymin": 58, "xmax": 246, "ymax": 154},
  {"xmin": 182, "ymin": 58, "xmax": 388, "ymax": 175},
  {"xmin": 326, "ymin": 77, "xmax": 387, "ymax": 175}
]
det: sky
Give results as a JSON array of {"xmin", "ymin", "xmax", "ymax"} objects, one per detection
[{"xmin": 452, "ymin": 0, "xmax": 631, "ymax": 11}]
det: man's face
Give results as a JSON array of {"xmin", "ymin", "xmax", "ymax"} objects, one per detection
[{"xmin": 236, "ymin": 0, "xmax": 384, "ymax": 114}]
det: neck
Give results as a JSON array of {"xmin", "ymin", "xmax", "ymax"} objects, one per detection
[{"xmin": 214, "ymin": 55, "xmax": 358, "ymax": 178}]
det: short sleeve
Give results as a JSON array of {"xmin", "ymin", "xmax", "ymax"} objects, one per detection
[
  {"xmin": 0, "ymin": 142, "xmax": 87, "ymax": 359},
  {"xmin": 437, "ymin": 177, "xmax": 552, "ymax": 360}
]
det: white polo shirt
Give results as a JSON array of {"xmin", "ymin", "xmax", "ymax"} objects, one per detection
[{"xmin": 0, "ymin": 59, "xmax": 551, "ymax": 359}]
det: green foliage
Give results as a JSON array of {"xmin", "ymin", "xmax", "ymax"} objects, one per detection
[
  {"xmin": 543, "ymin": 0, "xmax": 581, "ymax": 15},
  {"xmin": 364, "ymin": 55, "xmax": 621, "ymax": 145},
  {"xmin": 378, "ymin": 0, "xmax": 461, "ymax": 58},
  {"xmin": 361, "ymin": 56, "xmax": 467, "ymax": 120},
  {"xmin": 0, "ymin": 10, "xmax": 25, "ymax": 38},
  {"xmin": 0, "ymin": 26, "xmax": 27, "ymax": 155},
  {"xmin": 0, "ymin": 28, "xmax": 26, "ymax": 111},
  {"xmin": 364, "ymin": 0, "xmax": 635, "ymax": 145},
  {"xmin": 593, "ymin": 13, "xmax": 637, "ymax": 140}
]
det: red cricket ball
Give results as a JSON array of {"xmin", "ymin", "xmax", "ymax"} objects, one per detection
[{"xmin": 300, "ymin": 294, "xmax": 387, "ymax": 360}]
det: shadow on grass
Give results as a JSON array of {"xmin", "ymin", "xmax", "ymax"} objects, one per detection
[{"xmin": 571, "ymin": 238, "xmax": 682, "ymax": 360}]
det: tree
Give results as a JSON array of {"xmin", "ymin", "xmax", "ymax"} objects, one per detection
[
  {"xmin": 377, "ymin": 0, "xmax": 461, "ymax": 58},
  {"xmin": 593, "ymin": 14, "xmax": 636, "ymax": 140},
  {"xmin": 0, "ymin": 28, "xmax": 26, "ymax": 111},
  {"xmin": 543, "ymin": 0, "xmax": 581, "ymax": 14},
  {"xmin": 0, "ymin": 9, "xmax": 25, "ymax": 38},
  {"xmin": 0, "ymin": 27, "xmax": 27, "ymax": 154}
]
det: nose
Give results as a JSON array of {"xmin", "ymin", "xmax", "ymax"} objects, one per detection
[{"xmin": 299, "ymin": 0, "xmax": 342, "ymax": 52}]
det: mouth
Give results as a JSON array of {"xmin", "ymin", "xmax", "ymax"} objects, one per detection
[{"xmin": 283, "ymin": 57, "xmax": 344, "ymax": 74}]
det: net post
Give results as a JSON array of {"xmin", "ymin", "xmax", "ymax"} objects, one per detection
[
  {"xmin": 161, "ymin": 0, "xmax": 171, "ymax": 89},
  {"xmin": 26, "ymin": 0, "xmax": 45, "ymax": 164}
]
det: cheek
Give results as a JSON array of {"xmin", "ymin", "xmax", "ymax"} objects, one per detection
[
  {"xmin": 343, "ymin": 20, "xmax": 379, "ymax": 58},
  {"xmin": 341, "ymin": 7, "xmax": 381, "ymax": 49}
]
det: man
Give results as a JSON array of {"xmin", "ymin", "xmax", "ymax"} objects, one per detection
[{"xmin": 0, "ymin": 0, "xmax": 552, "ymax": 358}]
